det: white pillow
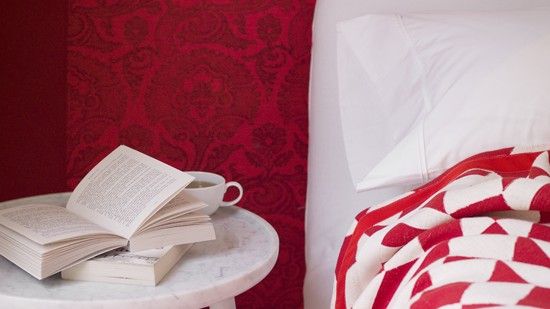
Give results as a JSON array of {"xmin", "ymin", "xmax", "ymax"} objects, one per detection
[{"xmin": 337, "ymin": 10, "xmax": 550, "ymax": 191}]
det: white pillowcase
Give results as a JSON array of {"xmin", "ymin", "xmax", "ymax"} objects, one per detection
[{"xmin": 337, "ymin": 10, "xmax": 550, "ymax": 191}]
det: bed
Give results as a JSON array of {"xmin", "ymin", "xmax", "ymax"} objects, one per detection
[{"xmin": 305, "ymin": 1, "xmax": 550, "ymax": 308}]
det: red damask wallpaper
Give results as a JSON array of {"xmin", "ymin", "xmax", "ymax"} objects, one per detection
[{"xmin": 67, "ymin": 0, "xmax": 313, "ymax": 307}]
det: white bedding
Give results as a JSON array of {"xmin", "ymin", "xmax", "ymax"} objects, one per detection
[
  {"xmin": 338, "ymin": 10, "xmax": 550, "ymax": 191},
  {"xmin": 305, "ymin": 1, "xmax": 550, "ymax": 308}
]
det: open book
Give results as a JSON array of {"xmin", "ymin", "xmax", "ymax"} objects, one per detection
[
  {"xmin": 0, "ymin": 145, "xmax": 215, "ymax": 279},
  {"xmin": 61, "ymin": 244, "xmax": 192, "ymax": 286}
]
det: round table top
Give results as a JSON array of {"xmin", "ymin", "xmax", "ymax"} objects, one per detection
[{"xmin": 0, "ymin": 193, "xmax": 279, "ymax": 309}]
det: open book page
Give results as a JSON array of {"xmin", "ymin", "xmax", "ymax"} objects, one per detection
[
  {"xmin": 144, "ymin": 194, "xmax": 205, "ymax": 222},
  {"xmin": 67, "ymin": 145, "xmax": 194, "ymax": 239},
  {"xmin": 0, "ymin": 204, "xmax": 113, "ymax": 245},
  {"xmin": 137, "ymin": 194, "xmax": 207, "ymax": 232}
]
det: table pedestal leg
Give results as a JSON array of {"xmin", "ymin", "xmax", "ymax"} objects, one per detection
[{"xmin": 210, "ymin": 297, "xmax": 236, "ymax": 309}]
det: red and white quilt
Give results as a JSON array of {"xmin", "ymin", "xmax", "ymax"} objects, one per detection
[{"xmin": 332, "ymin": 146, "xmax": 550, "ymax": 308}]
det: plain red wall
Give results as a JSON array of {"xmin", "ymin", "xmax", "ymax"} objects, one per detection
[{"xmin": 0, "ymin": 1, "xmax": 68, "ymax": 201}]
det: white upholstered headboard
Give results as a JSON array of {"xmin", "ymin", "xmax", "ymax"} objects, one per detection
[{"xmin": 305, "ymin": 0, "xmax": 550, "ymax": 308}]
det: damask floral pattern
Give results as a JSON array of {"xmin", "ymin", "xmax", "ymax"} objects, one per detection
[{"xmin": 67, "ymin": 0, "xmax": 313, "ymax": 307}]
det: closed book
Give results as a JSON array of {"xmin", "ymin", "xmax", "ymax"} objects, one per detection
[{"xmin": 61, "ymin": 244, "xmax": 191, "ymax": 286}]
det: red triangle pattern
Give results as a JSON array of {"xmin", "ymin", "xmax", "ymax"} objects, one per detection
[
  {"xmin": 418, "ymin": 220, "xmax": 462, "ymax": 251},
  {"xmin": 539, "ymin": 211, "xmax": 550, "ymax": 223},
  {"xmin": 372, "ymin": 260, "xmax": 417, "ymax": 309},
  {"xmin": 530, "ymin": 183, "xmax": 550, "ymax": 211},
  {"xmin": 365, "ymin": 224, "xmax": 386, "ymax": 236},
  {"xmin": 413, "ymin": 242, "xmax": 450, "ymax": 278},
  {"xmin": 518, "ymin": 287, "xmax": 550, "ymax": 307},
  {"xmin": 335, "ymin": 150, "xmax": 550, "ymax": 309},
  {"xmin": 513, "ymin": 237, "xmax": 550, "ymax": 267},
  {"xmin": 424, "ymin": 192, "xmax": 446, "ymax": 213},
  {"xmin": 451, "ymin": 195, "xmax": 511, "ymax": 218},
  {"xmin": 381, "ymin": 223, "xmax": 425, "ymax": 247},
  {"xmin": 528, "ymin": 223, "xmax": 550, "ymax": 242},
  {"xmin": 501, "ymin": 177, "xmax": 515, "ymax": 190},
  {"xmin": 482, "ymin": 222, "xmax": 508, "ymax": 235},
  {"xmin": 411, "ymin": 272, "xmax": 432, "ymax": 297},
  {"xmin": 529, "ymin": 167, "xmax": 550, "ymax": 179},
  {"xmin": 488, "ymin": 261, "xmax": 527, "ymax": 283},
  {"xmin": 411, "ymin": 282, "xmax": 469, "ymax": 309}
]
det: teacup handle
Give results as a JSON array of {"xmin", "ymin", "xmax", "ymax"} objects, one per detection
[{"xmin": 221, "ymin": 181, "xmax": 243, "ymax": 206}]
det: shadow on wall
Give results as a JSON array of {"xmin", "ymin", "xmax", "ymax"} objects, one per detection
[
  {"xmin": 0, "ymin": 1, "xmax": 67, "ymax": 201},
  {"xmin": 67, "ymin": 0, "xmax": 314, "ymax": 307}
]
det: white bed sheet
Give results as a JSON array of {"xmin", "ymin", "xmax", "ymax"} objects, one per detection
[{"xmin": 305, "ymin": 1, "xmax": 550, "ymax": 308}]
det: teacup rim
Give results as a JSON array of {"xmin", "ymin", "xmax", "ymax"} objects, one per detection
[{"xmin": 183, "ymin": 171, "xmax": 226, "ymax": 189}]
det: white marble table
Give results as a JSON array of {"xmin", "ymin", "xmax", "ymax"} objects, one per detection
[{"xmin": 0, "ymin": 193, "xmax": 279, "ymax": 309}]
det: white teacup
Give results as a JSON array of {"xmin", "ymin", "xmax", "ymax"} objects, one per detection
[{"xmin": 183, "ymin": 171, "xmax": 243, "ymax": 216}]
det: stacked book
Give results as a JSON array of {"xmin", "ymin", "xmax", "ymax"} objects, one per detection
[
  {"xmin": 0, "ymin": 145, "xmax": 216, "ymax": 285},
  {"xmin": 61, "ymin": 244, "xmax": 193, "ymax": 286}
]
